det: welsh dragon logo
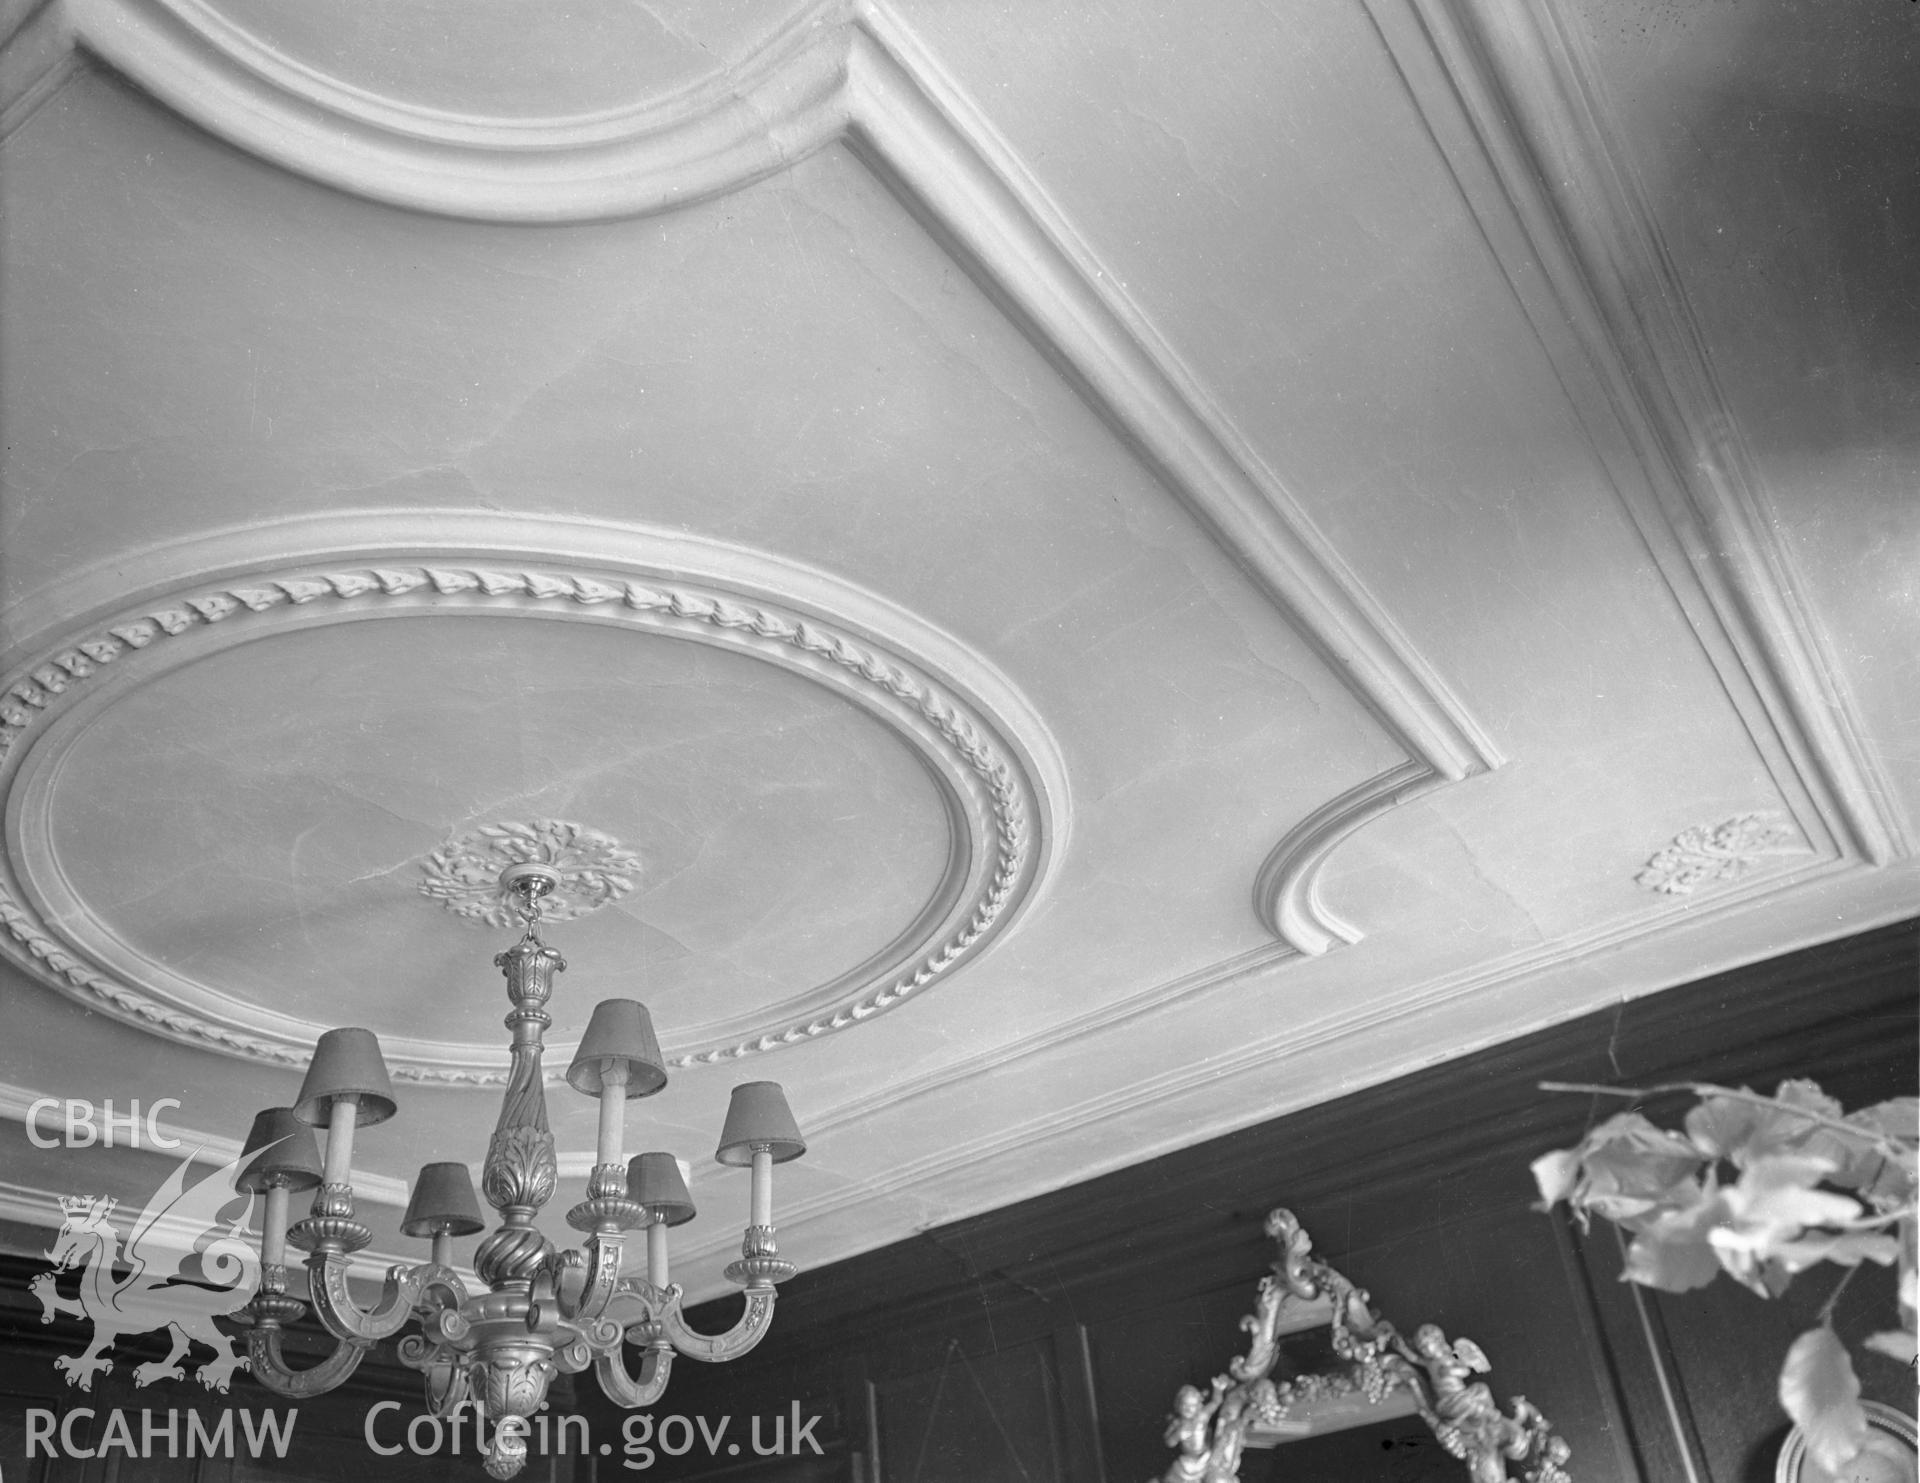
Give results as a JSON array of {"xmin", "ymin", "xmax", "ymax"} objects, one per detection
[{"xmin": 29, "ymin": 1145, "xmax": 260, "ymax": 1392}]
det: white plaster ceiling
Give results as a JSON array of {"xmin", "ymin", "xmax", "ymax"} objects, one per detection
[{"xmin": 0, "ymin": 0, "xmax": 1913, "ymax": 1297}]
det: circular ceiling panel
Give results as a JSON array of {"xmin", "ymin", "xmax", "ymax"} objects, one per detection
[{"xmin": 0, "ymin": 540, "xmax": 1057, "ymax": 1082}]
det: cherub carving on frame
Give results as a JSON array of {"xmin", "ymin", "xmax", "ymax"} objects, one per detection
[
  {"xmin": 1164, "ymin": 1382, "xmax": 1223, "ymax": 1482},
  {"xmin": 1156, "ymin": 1209, "xmax": 1571, "ymax": 1483}
]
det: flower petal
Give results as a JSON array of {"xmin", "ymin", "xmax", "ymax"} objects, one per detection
[
  {"xmin": 1531, "ymin": 1149, "xmax": 1581, "ymax": 1210},
  {"xmin": 1778, "ymin": 1326, "xmax": 1867, "ymax": 1476}
]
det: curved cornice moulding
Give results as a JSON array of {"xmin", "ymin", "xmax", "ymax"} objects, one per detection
[
  {"xmin": 0, "ymin": 517, "xmax": 1064, "ymax": 1082},
  {"xmin": 40, "ymin": 0, "xmax": 856, "ymax": 219},
  {"xmin": 1253, "ymin": 759, "xmax": 1434, "ymax": 955},
  {"xmin": 3, "ymin": 1, "xmax": 1505, "ymax": 953}
]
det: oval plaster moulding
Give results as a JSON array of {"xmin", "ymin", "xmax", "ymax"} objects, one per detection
[{"xmin": 0, "ymin": 514, "xmax": 1065, "ymax": 1085}]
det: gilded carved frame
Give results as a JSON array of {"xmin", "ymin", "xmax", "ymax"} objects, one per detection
[{"xmin": 1161, "ymin": 1209, "xmax": 1573, "ymax": 1483}]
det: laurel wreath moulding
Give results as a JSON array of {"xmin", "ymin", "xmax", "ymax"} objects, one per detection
[{"xmin": 0, "ymin": 561, "xmax": 1054, "ymax": 1082}]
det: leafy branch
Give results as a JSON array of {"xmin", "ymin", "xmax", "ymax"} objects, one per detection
[
  {"xmin": 1539, "ymin": 1081, "xmax": 1916, "ymax": 1162},
  {"xmin": 1532, "ymin": 1079, "xmax": 1917, "ymax": 1475}
]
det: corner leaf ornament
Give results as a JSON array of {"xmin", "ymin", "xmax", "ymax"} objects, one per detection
[
  {"xmin": 1534, "ymin": 1079, "xmax": 1917, "ymax": 1476},
  {"xmin": 1634, "ymin": 811, "xmax": 1806, "ymax": 895}
]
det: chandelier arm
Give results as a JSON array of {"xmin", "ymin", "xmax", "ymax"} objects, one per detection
[
  {"xmin": 661, "ymin": 1286, "xmax": 778, "ymax": 1363},
  {"xmin": 245, "ymin": 1321, "xmax": 372, "ymax": 1398},
  {"xmin": 594, "ymin": 1337, "xmax": 676, "ymax": 1408},
  {"xmin": 605, "ymin": 1277, "xmax": 673, "ymax": 1334},
  {"xmin": 308, "ymin": 1253, "xmax": 468, "ymax": 1344},
  {"xmin": 605, "ymin": 1279, "xmax": 666, "ymax": 1320},
  {"xmin": 547, "ymin": 1232, "xmax": 627, "ymax": 1326}
]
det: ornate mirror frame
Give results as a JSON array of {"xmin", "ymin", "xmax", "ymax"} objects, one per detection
[{"xmin": 1160, "ymin": 1209, "xmax": 1573, "ymax": 1483}]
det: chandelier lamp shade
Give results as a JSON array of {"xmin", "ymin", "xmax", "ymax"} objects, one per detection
[{"xmin": 236, "ymin": 863, "xmax": 807, "ymax": 1480}]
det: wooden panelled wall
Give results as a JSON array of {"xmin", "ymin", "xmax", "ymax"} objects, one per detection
[{"xmin": 1, "ymin": 919, "xmax": 1913, "ymax": 1483}]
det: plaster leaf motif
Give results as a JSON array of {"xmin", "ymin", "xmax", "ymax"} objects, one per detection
[
  {"xmin": 372, "ymin": 568, "xmax": 425, "ymax": 595},
  {"xmin": 278, "ymin": 579, "xmax": 330, "ymax": 605},
  {"xmin": 571, "ymin": 578, "xmax": 621, "ymax": 605},
  {"xmin": 1635, "ymin": 812, "xmax": 1809, "ymax": 895},
  {"xmin": 417, "ymin": 821, "xmax": 643, "ymax": 927}
]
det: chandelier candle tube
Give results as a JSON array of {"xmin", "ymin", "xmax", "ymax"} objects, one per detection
[
  {"xmin": 648, "ymin": 1218, "xmax": 669, "ymax": 1288},
  {"xmin": 262, "ymin": 1184, "xmax": 290, "ymax": 1268},
  {"xmin": 595, "ymin": 1061, "xmax": 630, "ymax": 1166},
  {"xmin": 322, "ymin": 1096, "xmax": 359, "ymax": 1192},
  {"xmin": 751, "ymin": 1147, "xmax": 773, "ymax": 1228}
]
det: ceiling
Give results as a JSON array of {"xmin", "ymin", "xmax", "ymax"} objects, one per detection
[{"xmin": 0, "ymin": 0, "xmax": 1913, "ymax": 1301}]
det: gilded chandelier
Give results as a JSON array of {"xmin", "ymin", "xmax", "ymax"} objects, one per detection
[{"xmin": 235, "ymin": 864, "xmax": 804, "ymax": 1479}]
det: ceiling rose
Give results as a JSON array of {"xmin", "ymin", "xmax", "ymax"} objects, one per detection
[
  {"xmin": 0, "ymin": 528, "xmax": 1063, "ymax": 1082},
  {"xmin": 417, "ymin": 820, "xmax": 643, "ymax": 928}
]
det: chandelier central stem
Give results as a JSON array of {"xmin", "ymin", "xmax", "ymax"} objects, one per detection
[{"xmin": 475, "ymin": 896, "xmax": 563, "ymax": 1290}]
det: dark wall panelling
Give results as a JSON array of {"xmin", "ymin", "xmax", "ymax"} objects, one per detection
[
  {"xmin": 572, "ymin": 919, "xmax": 1914, "ymax": 1483},
  {"xmin": 873, "ymin": 1336, "xmax": 1066, "ymax": 1483}
]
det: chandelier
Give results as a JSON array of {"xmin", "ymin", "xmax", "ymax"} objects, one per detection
[{"xmin": 235, "ymin": 864, "xmax": 806, "ymax": 1479}]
